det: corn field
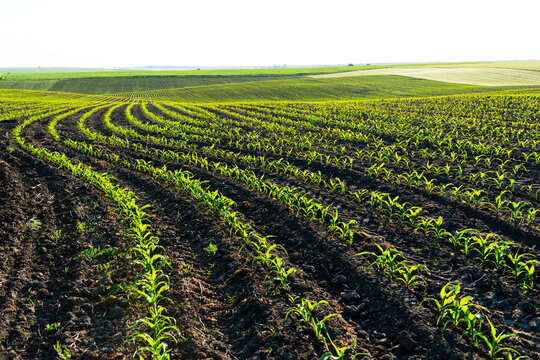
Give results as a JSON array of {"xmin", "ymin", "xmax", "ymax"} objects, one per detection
[{"xmin": 0, "ymin": 89, "xmax": 538, "ymax": 359}]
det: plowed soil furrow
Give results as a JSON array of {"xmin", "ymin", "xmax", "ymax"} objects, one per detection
[
  {"xmin": 207, "ymin": 106, "xmax": 540, "ymax": 210},
  {"xmin": 90, "ymin": 106, "xmax": 540, "ymax": 346},
  {"xmin": 53, "ymin": 107, "xmax": 485, "ymax": 358},
  {"xmin": 239, "ymin": 152, "xmax": 540, "ymax": 248},
  {"xmin": 57, "ymin": 108, "xmax": 533, "ymax": 359},
  {"xmin": 28, "ymin": 108, "xmax": 335, "ymax": 358},
  {"xmin": 129, "ymin": 104, "xmax": 540, "ymax": 237},
  {"xmin": 3, "ymin": 92, "xmax": 539, "ymax": 360},
  {"xmin": 232, "ymin": 104, "xmax": 540, "ymax": 176},
  {"xmin": 0, "ymin": 118, "xmax": 137, "ymax": 359},
  {"xmin": 76, "ymin": 102, "xmax": 539, "ymax": 332}
]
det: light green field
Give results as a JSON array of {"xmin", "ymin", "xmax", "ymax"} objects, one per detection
[
  {"xmin": 0, "ymin": 67, "xmax": 111, "ymax": 75},
  {"xmin": 428, "ymin": 61, "xmax": 540, "ymax": 71},
  {"xmin": 0, "ymin": 75, "xmax": 300, "ymax": 94},
  {"xmin": 0, "ymin": 66, "xmax": 381, "ymax": 94},
  {"xmin": 311, "ymin": 65, "xmax": 540, "ymax": 86},
  {"xmin": 112, "ymin": 75, "xmax": 539, "ymax": 103},
  {"xmin": 0, "ymin": 65, "xmax": 375, "ymax": 80}
]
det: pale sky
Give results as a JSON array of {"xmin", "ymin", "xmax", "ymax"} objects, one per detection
[{"xmin": 1, "ymin": 0, "xmax": 539, "ymax": 68}]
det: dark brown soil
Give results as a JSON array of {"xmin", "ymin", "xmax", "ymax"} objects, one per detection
[
  {"xmin": 0, "ymin": 117, "xmax": 137, "ymax": 359},
  {"xmin": 1, "ymin": 101, "xmax": 538, "ymax": 360}
]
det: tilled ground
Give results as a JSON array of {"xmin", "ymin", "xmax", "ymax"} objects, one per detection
[
  {"xmin": 0, "ymin": 125, "xmax": 136, "ymax": 359},
  {"xmin": 0, "ymin": 100, "xmax": 539, "ymax": 360}
]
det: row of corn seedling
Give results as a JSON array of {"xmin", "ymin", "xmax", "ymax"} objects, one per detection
[
  {"xmin": 15, "ymin": 105, "xmax": 180, "ymax": 359},
  {"xmin": 95, "ymin": 104, "xmax": 539, "ymax": 291}
]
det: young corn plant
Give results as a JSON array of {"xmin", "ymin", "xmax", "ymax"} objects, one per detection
[
  {"xmin": 462, "ymin": 188, "xmax": 488, "ymax": 209},
  {"xmin": 357, "ymin": 244, "xmax": 401, "ymax": 279},
  {"xmin": 450, "ymin": 185, "xmax": 464, "ymax": 201},
  {"xmin": 333, "ymin": 220, "xmax": 357, "ymax": 244},
  {"xmin": 519, "ymin": 260, "xmax": 536, "ymax": 292},
  {"xmin": 328, "ymin": 177, "xmax": 346, "ymax": 194},
  {"xmin": 54, "ymin": 341, "xmax": 72, "ymax": 360},
  {"xmin": 269, "ymin": 256, "xmax": 295, "ymax": 292},
  {"xmin": 397, "ymin": 263, "xmax": 427, "ymax": 289},
  {"xmin": 447, "ymin": 293, "xmax": 486, "ymax": 331},
  {"xmin": 524, "ymin": 208, "xmax": 538, "ymax": 226},
  {"xmin": 445, "ymin": 228, "xmax": 473, "ymax": 249},
  {"xmin": 504, "ymin": 251, "xmax": 531, "ymax": 281},
  {"xmin": 421, "ymin": 282, "xmax": 521, "ymax": 359},
  {"xmin": 356, "ymin": 244, "xmax": 423, "ymax": 285},
  {"xmin": 477, "ymin": 317, "xmax": 520, "ymax": 360},
  {"xmin": 426, "ymin": 216, "xmax": 446, "ymax": 246},
  {"xmin": 423, "ymin": 178, "xmax": 437, "ymax": 194},
  {"xmin": 392, "ymin": 201, "xmax": 412, "ymax": 223},
  {"xmin": 405, "ymin": 207, "xmax": 423, "ymax": 227},
  {"xmin": 461, "ymin": 306, "xmax": 484, "ymax": 348},
  {"xmin": 471, "ymin": 233, "xmax": 499, "ymax": 266},
  {"xmin": 508, "ymin": 201, "xmax": 528, "ymax": 223},
  {"xmin": 285, "ymin": 297, "xmax": 340, "ymax": 341},
  {"xmin": 320, "ymin": 336, "xmax": 367, "ymax": 360},
  {"xmin": 286, "ymin": 297, "xmax": 331, "ymax": 331},
  {"xmin": 419, "ymin": 282, "xmax": 461, "ymax": 328},
  {"xmin": 382, "ymin": 195, "xmax": 401, "ymax": 217},
  {"xmin": 491, "ymin": 191, "xmax": 510, "ymax": 215},
  {"xmin": 460, "ymin": 234, "xmax": 477, "ymax": 257}
]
